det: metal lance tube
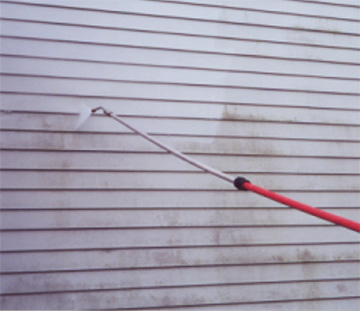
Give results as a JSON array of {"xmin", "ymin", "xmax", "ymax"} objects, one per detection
[
  {"xmin": 91, "ymin": 106, "xmax": 234, "ymax": 183},
  {"xmin": 92, "ymin": 106, "xmax": 360, "ymax": 233}
]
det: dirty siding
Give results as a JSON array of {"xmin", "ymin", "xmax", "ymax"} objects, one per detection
[{"xmin": 0, "ymin": 0, "xmax": 360, "ymax": 309}]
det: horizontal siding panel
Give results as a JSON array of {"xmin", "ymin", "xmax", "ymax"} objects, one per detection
[
  {"xmin": 306, "ymin": 0, "xmax": 360, "ymax": 6},
  {"xmin": 3, "ymin": 56, "xmax": 360, "ymax": 94},
  {"xmin": 1, "ymin": 20, "xmax": 359, "ymax": 65},
  {"xmin": 157, "ymin": 0, "xmax": 360, "ymax": 20},
  {"xmin": 2, "ymin": 37, "xmax": 360, "ymax": 81},
  {"xmin": 2, "ymin": 0, "xmax": 360, "ymax": 36},
  {"xmin": 2, "ymin": 2, "xmax": 360, "ymax": 47},
  {"xmin": 1, "ymin": 112, "xmax": 359, "ymax": 141},
  {"xmin": 1, "ymin": 190, "xmax": 359, "ymax": 209},
  {"xmin": 1, "ymin": 171, "xmax": 359, "ymax": 191},
  {"xmin": 197, "ymin": 299, "xmax": 360, "ymax": 311},
  {"xmin": 156, "ymin": 298, "xmax": 360, "ymax": 311},
  {"xmin": 5, "ymin": 0, "xmax": 360, "ymax": 24},
  {"xmin": 134, "ymin": 299, "xmax": 360, "ymax": 311},
  {"xmin": 1, "ymin": 94, "xmax": 360, "ymax": 126},
  {"xmin": 1, "ymin": 279, "xmax": 359, "ymax": 310},
  {"xmin": 2, "ymin": 131, "xmax": 360, "ymax": 157},
  {"xmin": 1, "ymin": 18, "xmax": 359, "ymax": 56},
  {"xmin": 2, "ymin": 76, "xmax": 359, "ymax": 110},
  {"xmin": 2, "ymin": 262, "xmax": 360, "ymax": 294},
  {"xmin": 1, "ymin": 227, "xmax": 359, "ymax": 251},
  {"xmin": 1, "ymin": 243, "xmax": 359, "ymax": 272},
  {"xmin": 1, "ymin": 208, "xmax": 359, "ymax": 229},
  {"xmin": 1, "ymin": 150, "xmax": 359, "ymax": 174},
  {"xmin": 304, "ymin": 0, "xmax": 360, "ymax": 6}
]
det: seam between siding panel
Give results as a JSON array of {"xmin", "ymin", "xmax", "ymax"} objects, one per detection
[
  {"xmin": 1, "ymin": 241, "xmax": 358, "ymax": 253},
  {"xmin": 2, "ymin": 148, "xmax": 360, "ymax": 159},
  {"xmin": 1, "ymin": 169, "xmax": 359, "ymax": 177},
  {"xmin": 2, "ymin": 133, "xmax": 360, "ymax": 144},
  {"xmin": 1, "ymin": 189, "xmax": 357, "ymax": 193},
  {"xmin": 0, "ymin": 224, "xmax": 336, "ymax": 232},
  {"xmin": 1, "ymin": 207, "xmax": 359, "ymax": 211}
]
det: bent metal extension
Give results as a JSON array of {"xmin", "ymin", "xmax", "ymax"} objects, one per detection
[{"xmin": 77, "ymin": 105, "xmax": 360, "ymax": 233}]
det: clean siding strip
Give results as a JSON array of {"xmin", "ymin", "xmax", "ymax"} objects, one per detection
[
  {"xmin": 4, "ymin": 17, "xmax": 359, "ymax": 59},
  {"xmin": 2, "ymin": 73, "xmax": 360, "ymax": 97},
  {"xmin": 2, "ymin": 16, "xmax": 360, "ymax": 44},
  {"xmin": 4, "ymin": 0, "xmax": 359, "ymax": 22},
  {"xmin": 2, "ymin": 38, "xmax": 359, "ymax": 80},
  {"xmin": 2, "ymin": 56, "xmax": 359, "ymax": 94},
  {"xmin": 1, "ymin": 4, "xmax": 359, "ymax": 46},
  {"xmin": 2, "ymin": 53, "xmax": 360, "ymax": 81},
  {"xmin": 286, "ymin": 0, "xmax": 360, "ymax": 8},
  {"xmin": 2, "ymin": 35, "xmax": 359, "ymax": 66},
  {"xmin": 151, "ymin": 0, "xmax": 360, "ymax": 17},
  {"xmin": 2, "ymin": 92, "xmax": 360, "ymax": 112}
]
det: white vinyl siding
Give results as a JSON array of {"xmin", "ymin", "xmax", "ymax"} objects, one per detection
[{"xmin": 1, "ymin": 0, "xmax": 360, "ymax": 310}]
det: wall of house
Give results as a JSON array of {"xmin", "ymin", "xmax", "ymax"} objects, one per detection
[{"xmin": 1, "ymin": 0, "xmax": 359, "ymax": 309}]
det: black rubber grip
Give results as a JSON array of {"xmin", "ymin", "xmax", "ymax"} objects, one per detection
[{"xmin": 233, "ymin": 176, "xmax": 250, "ymax": 191}]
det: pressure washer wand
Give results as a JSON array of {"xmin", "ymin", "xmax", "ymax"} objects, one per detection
[{"xmin": 91, "ymin": 106, "xmax": 360, "ymax": 233}]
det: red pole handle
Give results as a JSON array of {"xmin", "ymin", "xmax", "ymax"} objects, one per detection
[{"xmin": 234, "ymin": 177, "xmax": 360, "ymax": 233}]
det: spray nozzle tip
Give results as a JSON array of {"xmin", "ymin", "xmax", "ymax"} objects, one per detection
[{"xmin": 74, "ymin": 104, "xmax": 92, "ymax": 130}]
